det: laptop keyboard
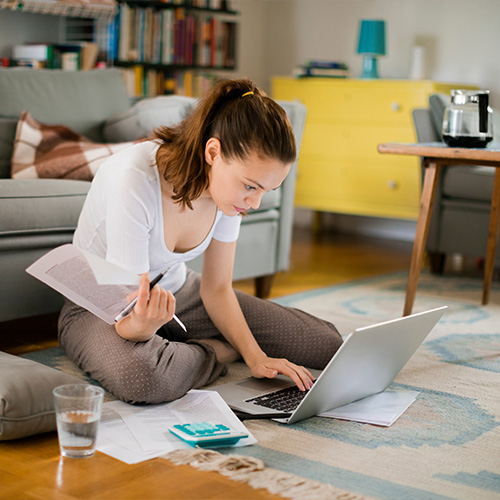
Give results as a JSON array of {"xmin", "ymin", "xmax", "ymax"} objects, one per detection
[{"xmin": 245, "ymin": 385, "xmax": 310, "ymax": 412}]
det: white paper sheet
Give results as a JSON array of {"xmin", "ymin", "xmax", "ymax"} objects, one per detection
[
  {"xmin": 26, "ymin": 244, "xmax": 138, "ymax": 324},
  {"xmin": 81, "ymin": 249, "xmax": 140, "ymax": 285},
  {"xmin": 319, "ymin": 390, "xmax": 419, "ymax": 426},
  {"xmin": 96, "ymin": 390, "xmax": 256, "ymax": 464}
]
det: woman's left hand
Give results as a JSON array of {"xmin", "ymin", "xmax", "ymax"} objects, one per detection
[{"xmin": 247, "ymin": 354, "xmax": 315, "ymax": 391}]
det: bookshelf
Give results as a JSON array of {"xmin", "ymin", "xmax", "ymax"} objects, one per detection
[
  {"xmin": 2, "ymin": 1, "xmax": 117, "ymax": 69},
  {"xmin": 112, "ymin": 1, "xmax": 239, "ymax": 98}
]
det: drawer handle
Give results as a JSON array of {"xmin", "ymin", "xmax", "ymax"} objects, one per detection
[
  {"xmin": 391, "ymin": 102, "xmax": 401, "ymax": 112},
  {"xmin": 388, "ymin": 180, "xmax": 398, "ymax": 190}
]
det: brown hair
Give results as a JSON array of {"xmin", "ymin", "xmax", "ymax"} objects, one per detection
[{"xmin": 154, "ymin": 78, "xmax": 296, "ymax": 209}]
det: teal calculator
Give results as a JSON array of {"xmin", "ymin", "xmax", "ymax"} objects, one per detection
[{"xmin": 168, "ymin": 422, "xmax": 248, "ymax": 448}]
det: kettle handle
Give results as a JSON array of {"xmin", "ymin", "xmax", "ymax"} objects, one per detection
[{"xmin": 479, "ymin": 93, "xmax": 489, "ymax": 133}]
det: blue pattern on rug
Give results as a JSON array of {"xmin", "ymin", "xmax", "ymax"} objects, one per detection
[
  {"xmin": 339, "ymin": 296, "xmax": 490, "ymax": 324},
  {"xmin": 290, "ymin": 384, "xmax": 499, "ymax": 449},
  {"xmin": 427, "ymin": 333, "xmax": 500, "ymax": 372},
  {"xmin": 434, "ymin": 470, "xmax": 500, "ymax": 493},
  {"xmin": 22, "ymin": 346, "xmax": 66, "ymax": 367}
]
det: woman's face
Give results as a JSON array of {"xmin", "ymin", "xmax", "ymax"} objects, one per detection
[{"xmin": 205, "ymin": 138, "xmax": 291, "ymax": 217}]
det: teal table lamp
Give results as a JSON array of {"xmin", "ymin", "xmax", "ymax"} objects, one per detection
[{"xmin": 357, "ymin": 20, "xmax": 386, "ymax": 78}]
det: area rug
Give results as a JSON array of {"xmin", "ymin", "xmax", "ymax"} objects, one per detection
[{"xmin": 23, "ymin": 272, "xmax": 500, "ymax": 500}]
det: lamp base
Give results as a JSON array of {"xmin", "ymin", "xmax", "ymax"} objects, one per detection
[{"xmin": 360, "ymin": 55, "xmax": 380, "ymax": 79}]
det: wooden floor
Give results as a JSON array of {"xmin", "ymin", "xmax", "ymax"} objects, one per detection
[{"xmin": 0, "ymin": 227, "xmax": 412, "ymax": 500}]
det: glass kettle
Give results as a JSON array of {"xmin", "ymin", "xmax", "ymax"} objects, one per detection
[{"xmin": 442, "ymin": 90, "xmax": 493, "ymax": 148}]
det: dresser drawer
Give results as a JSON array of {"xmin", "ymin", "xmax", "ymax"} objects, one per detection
[
  {"xmin": 295, "ymin": 159, "xmax": 420, "ymax": 219},
  {"xmin": 273, "ymin": 78, "xmax": 431, "ymax": 125},
  {"xmin": 302, "ymin": 122, "xmax": 417, "ymax": 162}
]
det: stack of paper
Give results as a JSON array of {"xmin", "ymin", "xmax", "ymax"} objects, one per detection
[
  {"xmin": 319, "ymin": 390, "xmax": 419, "ymax": 426},
  {"xmin": 96, "ymin": 390, "xmax": 256, "ymax": 464}
]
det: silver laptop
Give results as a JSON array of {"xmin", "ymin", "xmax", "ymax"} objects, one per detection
[{"xmin": 210, "ymin": 306, "xmax": 447, "ymax": 424}]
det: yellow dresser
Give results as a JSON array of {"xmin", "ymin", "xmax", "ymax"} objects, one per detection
[{"xmin": 272, "ymin": 78, "xmax": 475, "ymax": 220}]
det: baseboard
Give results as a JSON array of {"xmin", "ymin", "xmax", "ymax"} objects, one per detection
[{"xmin": 293, "ymin": 208, "xmax": 417, "ymax": 242}]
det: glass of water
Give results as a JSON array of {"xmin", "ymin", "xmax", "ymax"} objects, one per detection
[{"xmin": 53, "ymin": 384, "xmax": 104, "ymax": 459}]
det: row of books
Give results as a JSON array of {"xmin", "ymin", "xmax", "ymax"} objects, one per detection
[
  {"xmin": 122, "ymin": 0, "xmax": 231, "ymax": 8},
  {"xmin": 116, "ymin": 3, "xmax": 237, "ymax": 68},
  {"xmin": 10, "ymin": 42, "xmax": 100, "ymax": 70},
  {"xmin": 293, "ymin": 60, "xmax": 349, "ymax": 78},
  {"xmin": 120, "ymin": 65, "xmax": 219, "ymax": 98}
]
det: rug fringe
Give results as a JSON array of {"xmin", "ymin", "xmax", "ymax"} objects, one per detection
[{"xmin": 165, "ymin": 449, "xmax": 368, "ymax": 500}]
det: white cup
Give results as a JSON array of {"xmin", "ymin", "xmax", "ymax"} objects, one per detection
[{"xmin": 53, "ymin": 384, "xmax": 104, "ymax": 459}]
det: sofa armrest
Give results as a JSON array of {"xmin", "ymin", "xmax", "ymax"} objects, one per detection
[
  {"xmin": 412, "ymin": 108, "xmax": 440, "ymax": 143},
  {"xmin": 274, "ymin": 100, "xmax": 307, "ymax": 272}
]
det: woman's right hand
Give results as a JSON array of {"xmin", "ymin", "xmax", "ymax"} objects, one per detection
[{"xmin": 115, "ymin": 273, "xmax": 175, "ymax": 342}]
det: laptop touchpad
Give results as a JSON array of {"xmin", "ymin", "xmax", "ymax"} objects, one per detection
[{"xmin": 236, "ymin": 377, "xmax": 292, "ymax": 391}]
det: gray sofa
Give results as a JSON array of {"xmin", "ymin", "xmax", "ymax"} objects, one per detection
[
  {"xmin": 0, "ymin": 68, "xmax": 306, "ymax": 323},
  {"xmin": 412, "ymin": 93, "xmax": 500, "ymax": 273}
]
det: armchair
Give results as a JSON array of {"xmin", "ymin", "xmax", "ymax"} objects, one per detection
[
  {"xmin": 0, "ymin": 68, "xmax": 305, "ymax": 323},
  {"xmin": 412, "ymin": 94, "xmax": 499, "ymax": 273}
]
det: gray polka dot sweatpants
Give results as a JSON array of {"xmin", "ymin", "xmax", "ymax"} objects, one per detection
[{"xmin": 58, "ymin": 270, "xmax": 343, "ymax": 404}]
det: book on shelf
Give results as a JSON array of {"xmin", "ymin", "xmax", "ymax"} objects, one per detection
[
  {"xmin": 161, "ymin": 9, "xmax": 175, "ymax": 64},
  {"xmin": 305, "ymin": 60, "xmax": 349, "ymax": 69},
  {"xmin": 11, "ymin": 42, "xmax": 99, "ymax": 70},
  {"xmin": 293, "ymin": 60, "xmax": 349, "ymax": 78},
  {"xmin": 12, "ymin": 44, "xmax": 52, "ymax": 62},
  {"xmin": 95, "ymin": 14, "xmax": 120, "ymax": 62}
]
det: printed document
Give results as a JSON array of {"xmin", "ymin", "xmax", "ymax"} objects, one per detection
[
  {"xmin": 319, "ymin": 389, "xmax": 419, "ymax": 426},
  {"xmin": 26, "ymin": 244, "xmax": 139, "ymax": 324},
  {"xmin": 96, "ymin": 390, "xmax": 256, "ymax": 464}
]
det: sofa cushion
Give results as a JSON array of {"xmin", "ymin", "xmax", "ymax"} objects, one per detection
[
  {"xmin": 442, "ymin": 165, "xmax": 495, "ymax": 202},
  {"xmin": 11, "ymin": 112, "xmax": 135, "ymax": 180},
  {"xmin": 0, "ymin": 351, "xmax": 83, "ymax": 440},
  {"xmin": 103, "ymin": 95, "xmax": 196, "ymax": 142},
  {"xmin": 0, "ymin": 179, "xmax": 90, "ymax": 237}
]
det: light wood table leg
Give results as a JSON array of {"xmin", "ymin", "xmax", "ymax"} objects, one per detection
[
  {"xmin": 482, "ymin": 168, "xmax": 500, "ymax": 304},
  {"xmin": 404, "ymin": 160, "xmax": 442, "ymax": 316}
]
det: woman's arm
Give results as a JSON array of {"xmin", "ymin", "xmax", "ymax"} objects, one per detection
[
  {"xmin": 115, "ymin": 273, "xmax": 176, "ymax": 342},
  {"xmin": 200, "ymin": 239, "xmax": 314, "ymax": 391}
]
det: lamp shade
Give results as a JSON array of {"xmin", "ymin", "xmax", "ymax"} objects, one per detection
[{"xmin": 357, "ymin": 20, "xmax": 386, "ymax": 56}]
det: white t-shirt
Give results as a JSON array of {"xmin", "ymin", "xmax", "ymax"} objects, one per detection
[{"xmin": 73, "ymin": 140, "xmax": 242, "ymax": 293}]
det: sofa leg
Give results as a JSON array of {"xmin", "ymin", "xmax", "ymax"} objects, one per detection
[
  {"xmin": 255, "ymin": 274, "xmax": 274, "ymax": 299},
  {"xmin": 427, "ymin": 252, "xmax": 446, "ymax": 274}
]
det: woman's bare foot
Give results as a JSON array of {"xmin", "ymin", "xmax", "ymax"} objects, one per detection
[{"xmin": 198, "ymin": 338, "xmax": 241, "ymax": 363}]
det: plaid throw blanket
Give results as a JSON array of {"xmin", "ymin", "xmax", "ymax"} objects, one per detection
[{"xmin": 11, "ymin": 111, "xmax": 135, "ymax": 180}]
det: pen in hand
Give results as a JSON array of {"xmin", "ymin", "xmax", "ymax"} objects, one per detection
[{"xmin": 114, "ymin": 269, "xmax": 187, "ymax": 332}]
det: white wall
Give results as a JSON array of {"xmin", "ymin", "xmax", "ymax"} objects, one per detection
[{"xmin": 233, "ymin": 0, "xmax": 500, "ymax": 108}]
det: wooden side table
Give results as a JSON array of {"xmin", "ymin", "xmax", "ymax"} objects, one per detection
[{"xmin": 378, "ymin": 142, "xmax": 500, "ymax": 316}]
